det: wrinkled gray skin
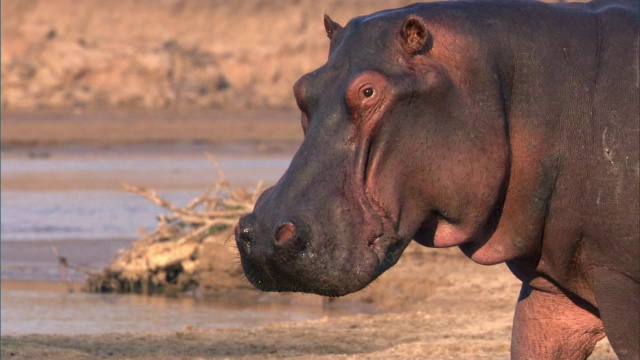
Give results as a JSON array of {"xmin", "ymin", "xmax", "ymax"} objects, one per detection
[{"xmin": 235, "ymin": 0, "xmax": 639, "ymax": 358}]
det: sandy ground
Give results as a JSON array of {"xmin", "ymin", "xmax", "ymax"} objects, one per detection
[
  {"xmin": 2, "ymin": 0, "xmax": 422, "ymax": 112},
  {"xmin": 1, "ymin": 115, "xmax": 616, "ymax": 358},
  {"xmin": 2, "ymin": 109, "xmax": 303, "ymax": 192},
  {"xmin": 1, "ymin": 246, "xmax": 616, "ymax": 359},
  {"xmin": 1, "ymin": 110, "xmax": 303, "ymax": 149}
]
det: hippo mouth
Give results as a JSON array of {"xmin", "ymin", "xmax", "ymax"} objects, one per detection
[
  {"xmin": 236, "ymin": 213, "xmax": 393, "ymax": 297},
  {"xmin": 356, "ymin": 134, "xmax": 407, "ymax": 272}
]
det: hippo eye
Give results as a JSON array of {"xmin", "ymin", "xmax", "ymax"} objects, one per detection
[{"xmin": 362, "ymin": 87, "xmax": 375, "ymax": 98}]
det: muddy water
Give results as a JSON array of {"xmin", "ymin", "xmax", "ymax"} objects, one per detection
[
  {"xmin": 0, "ymin": 145, "xmax": 374, "ymax": 335},
  {"xmin": 1, "ymin": 157, "xmax": 290, "ymax": 241},
  {"xmin": 1, "ymin": 281, "xmax": 363, "ymax": 336}
]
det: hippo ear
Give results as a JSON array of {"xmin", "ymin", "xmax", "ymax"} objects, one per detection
[
  {"xmin": 324, "ymin": 14, "xmax": 343, "ymax": 40},
  {"xmin": 401, "ymin": 16, "xmax": 431, "ymax": 55}
]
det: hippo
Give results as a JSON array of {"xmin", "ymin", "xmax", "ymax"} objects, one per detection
[{"xmin": 235, "ymin": 0, "xmax": 639, "ymax": 358}]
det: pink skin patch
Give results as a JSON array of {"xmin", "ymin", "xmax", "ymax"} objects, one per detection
[
  {"xmin": 433, "ymin": 221, "xmax": 471, "ymax": 248},
  {"xmin": 275, "ymin": 222, "xmax": 296, "ymax": 243}
]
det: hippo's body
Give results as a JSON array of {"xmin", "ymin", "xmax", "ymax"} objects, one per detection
[{"xmin": 235, "ymin": 0, "xmax": 640, "ymax": 358}]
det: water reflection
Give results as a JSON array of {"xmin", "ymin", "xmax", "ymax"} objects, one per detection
[{"xmin": 1, "ymin": 286, "xmax": 364, "ymax": 335}]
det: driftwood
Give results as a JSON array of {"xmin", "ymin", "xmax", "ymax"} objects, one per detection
[{"xmin": 86, "ymin": 161, "xmax": 264, "ymax": 295}]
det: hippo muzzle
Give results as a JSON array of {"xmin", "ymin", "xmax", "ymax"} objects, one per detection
[{"xmin": 235, "ymin": 146, "xmax": 407, "ymax": 296}]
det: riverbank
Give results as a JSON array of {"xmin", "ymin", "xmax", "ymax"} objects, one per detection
[
  {"xmin": 1, "ymin": 109, "xmax": 303, "ymax": 150},
  {"xmin": 2, "ymin": 0, "xmax": 418, "ymax": 112},
  {"xmin": 1, "ymin": 244, "xmax": 616, "ymax": 359}
]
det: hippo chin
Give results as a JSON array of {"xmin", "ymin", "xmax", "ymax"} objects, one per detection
[{"xmin": 236, "ymin": 0, "xmax": 639, "ymax": 358}]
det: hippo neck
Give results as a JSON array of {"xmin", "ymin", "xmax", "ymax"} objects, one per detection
[{"xmin": 460, "ymin": 1, "xmax": 601, "ymax": 266}]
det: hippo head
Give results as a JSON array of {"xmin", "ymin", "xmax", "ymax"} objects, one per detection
[{"xmin": 236, "ymin": 10, "xmax": 509, "ymax": 296}]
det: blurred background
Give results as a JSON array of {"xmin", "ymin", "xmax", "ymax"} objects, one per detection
[
  {"xmin": 2, "ymin": 0, "xmax": 420, "ymax": 112},
  {"xmin": 1, "ymin": 0, "xmax": 418, "ymax": 336}
]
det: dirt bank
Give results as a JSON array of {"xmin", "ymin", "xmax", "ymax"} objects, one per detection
[
  {"xmin": 1, "ymin": 109, "xmax": 303, "ymax": 149},
  {"xmin": 2, "ymin": 0, "xmax": 417, "ymax": 112}
]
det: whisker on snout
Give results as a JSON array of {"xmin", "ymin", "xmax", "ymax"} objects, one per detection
[{"xmin": 223, "ymin": 233, "xmax": 235, "ymax": 247}]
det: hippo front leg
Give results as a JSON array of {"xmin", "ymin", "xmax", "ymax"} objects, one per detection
[
  {"xmin": 511, "ymin": 282, "xmax": 605, "ymax": 359},
  {"xmin": 590, "ymin": 266, "xmax": 640, "ymax": 359}
]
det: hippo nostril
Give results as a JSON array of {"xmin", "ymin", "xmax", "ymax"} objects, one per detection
[
  {"xmin": 275, "ymin": 222, "xmax": 296, "ymax": 244},
  {"xmin": 235, "ymin": 217, "xmax": 254, "ymax": 245}
]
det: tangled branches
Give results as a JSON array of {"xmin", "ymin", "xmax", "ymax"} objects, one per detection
[
  {"xmin": 86, "ymin": 160, "xmax": 263, "ymax": 295},
  {"xmin": 122, "ymin": 161, "xmax": 264, "ymax": 246}
]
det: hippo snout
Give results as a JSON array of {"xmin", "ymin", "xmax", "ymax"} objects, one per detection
[
  {"xmin": 234, "ymin": 202, "xmax": 389, "ymax": 297},
  {"xmin": 234, "ymin": 212, "xmax": 316, "ymax": 293}
]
